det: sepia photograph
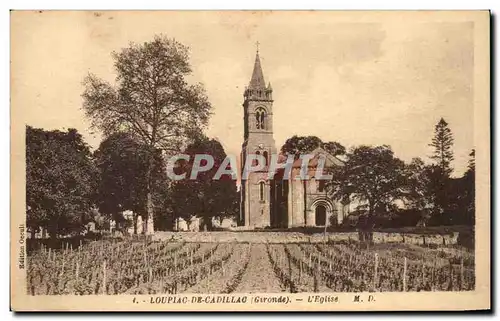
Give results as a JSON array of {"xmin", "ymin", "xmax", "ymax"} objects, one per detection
[{"xmin": 10, "ymin": 10, "xmax": 490, "ymax": 311}]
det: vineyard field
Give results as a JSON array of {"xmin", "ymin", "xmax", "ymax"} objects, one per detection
[{"xmin": 27, "ymin": 240, "xmax": 475, "ymax": 295}]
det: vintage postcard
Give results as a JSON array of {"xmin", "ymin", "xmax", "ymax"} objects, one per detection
[{"xmin": 10, "ymin": 10, "xmax": 490, "ymax": 311}]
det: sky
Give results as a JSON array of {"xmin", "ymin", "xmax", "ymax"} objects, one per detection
[{"xmin": 11, "ymin": 11, "xmax": 475, "ymax": 176}]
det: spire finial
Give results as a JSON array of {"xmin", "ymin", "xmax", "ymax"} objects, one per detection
[{"xmin": 255, "ymin": 41, "xmax": 260, "ymax": 54}]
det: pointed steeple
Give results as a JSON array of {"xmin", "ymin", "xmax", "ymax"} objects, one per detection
[
  {"xmin": 248, "ymin": 51, "xmax": 266, "ymax": 89},
  {"xmin": 244, "ymin": 47, "xmax": 272, "ymax": 102}
]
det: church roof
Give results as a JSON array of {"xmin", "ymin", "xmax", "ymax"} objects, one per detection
[
  {"xmin": 248, "ymin": 52, "xmax": 266, "ymax": 89},
  {"xmin": 309, "ymin": 147, "xmax": 345, "ymax": 167}
]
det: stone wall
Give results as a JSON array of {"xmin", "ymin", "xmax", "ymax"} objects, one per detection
[
  {"xmin": 152, "ymin": 231, "xmax": 460, "ymax": 245},
  {"xmin": 371, "ymin": 232, "xmax": 459, "ymax": 245}
]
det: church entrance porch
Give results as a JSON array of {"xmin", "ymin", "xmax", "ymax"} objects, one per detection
[{"xmin": 308, "ymin": 198, "xmax": 335, "ymax": 227}]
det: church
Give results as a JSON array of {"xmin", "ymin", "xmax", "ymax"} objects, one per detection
[{"xmin": 239, "ymin": 51, "xmax": 350, "ymax": 229}]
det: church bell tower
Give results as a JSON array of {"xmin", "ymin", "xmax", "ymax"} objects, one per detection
[{"xmin": 240, "ymin": 48, "xmax": 277, "ymax": 228}]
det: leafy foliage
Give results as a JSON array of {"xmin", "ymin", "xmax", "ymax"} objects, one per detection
[
  {"xmin": 328, "ymin": 145, "xmax": 409, "ymax": 224},
  {"xmin": 405, "ymin": 158, "xmax": 447, "ymax": 225},
  {"xmin": 322, "ymin": 141, "xmax": 347, "ymax": 157},
  {"xmin": 439, "ymin": 149, "xmax": 475, "ymax": 226},
  {"xmin": 26, "ymin": 126, "xmax": 97, "ymax": 237},
  {"xmin": 94, "ymin": 133, "xmax": 147, "ymax": 219},
  {"xmin": 94, "ymin": 132, "xmax": 171, "ymax": 233},
  {"xmin": 170, "ymin": 136, "xmax": 239, "ymax": 229},
  {"xmin": 280, "ymin": 135, "xmax": 345, "ymax": 157}
]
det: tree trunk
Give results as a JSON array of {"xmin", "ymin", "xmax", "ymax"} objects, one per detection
[
  {"xmin": 146, "ymin": 190, "xmax": 155, "ymax": 234},
  {"xmin": 368, "ymin": 200, "xmax": 375, "ymax": 228},
  {"xmin": 48, "ymin": 223, "xmax": 58, "ymax": 248},
  {"xmin": 366, "ymin": 200, "xmax": 375, "ymax": 243},
  {"xmin": 205, "ymin": 216, "xmax": 213, "ymax": 231},
  {"xmin": 145, "ymin": 153, "xmax": 155, "ymax": 235}
]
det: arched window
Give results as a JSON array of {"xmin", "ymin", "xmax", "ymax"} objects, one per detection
[
  {"xmin": 253, "ymin": 151, "xmax": 260, "ymax": 167},
  {"xmin": 259, "ymin": 181, "xmax": 265, "ymax": 201},
  {"xmin": 255, "ymin": 108, "xmax": 266, "ymax": 130},
  {"xmin": 263, "ymin": 151, "xmax": 269, "ymax": 167}
]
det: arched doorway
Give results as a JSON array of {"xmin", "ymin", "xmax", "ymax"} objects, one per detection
[{"xmin": 315, "ymin": 205, "xmax": 327, "ymax": 226}]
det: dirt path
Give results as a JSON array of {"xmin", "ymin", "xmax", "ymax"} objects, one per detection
[
  {"xmin": 184, "ymin": 244, "xmax": 249, "ymax": 294},
  {"xmin": 234, "ymin": 243, "xmax": 283, "ymax": 293}
]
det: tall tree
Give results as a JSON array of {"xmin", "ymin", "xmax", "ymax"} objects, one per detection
[
  {"xmin": 322, "ymin": 141, "xmax": 346, "ymax": 157},
  {"xmin": 405, "ymin": 158, "xmax": 446, "ymax": 225},
  {"xmin": 467, "ymin": 149, "xmax": 475, "ymax": 174},
  {"xmin": 328, "ymin": 145, "xmax": 408, "ymax": 226},
  {"xmin": 94, "ymin": 132, "xmax": 145, "ymax": 222},
  {"xmin": 406, "ymin": 158, "xmax": 430, "ymax": 211},
  {"xmin": 170, "ymin": 136, "xmax": 239, "ymax": 230},
  {"xmin": 428, "ymin": 149, "xmax": 475, "ymax": 226},
  {"xmin": 461, "ymin": 149, "xmax": 475, "ymax": 225},
  {"xmin": 82, "ymin": 36, "xmax": 211, "ymax": 234},
  {"xmin": 26, "ymin": 126, "xmax": 97, "ymax": 239},
  {"xmin": 94, "ymin": 132, "xmax": 168, "ymax": 233},
  {"xmin": 281, "ymin": 135, "xmax": 345, "ymax": 158},
  {"xmin": 281, "ymin": 135, "xmax": 322, "ymax": 156},
  {"xmin": 429, "ymin": 118, "xmax": 454, "ymax": 176}
]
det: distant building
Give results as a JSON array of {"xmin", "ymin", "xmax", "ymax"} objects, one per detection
[
  {"xmin": 213, "ymin": 217, "xmax": 238, "ymax": 229},
  {"xmin": 174, "ymin": 216, "xmax": 202, "ymax": 232},
  {"xmin": 109, "ymin": 210, "xmax": 145, "ymax": 235}
]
